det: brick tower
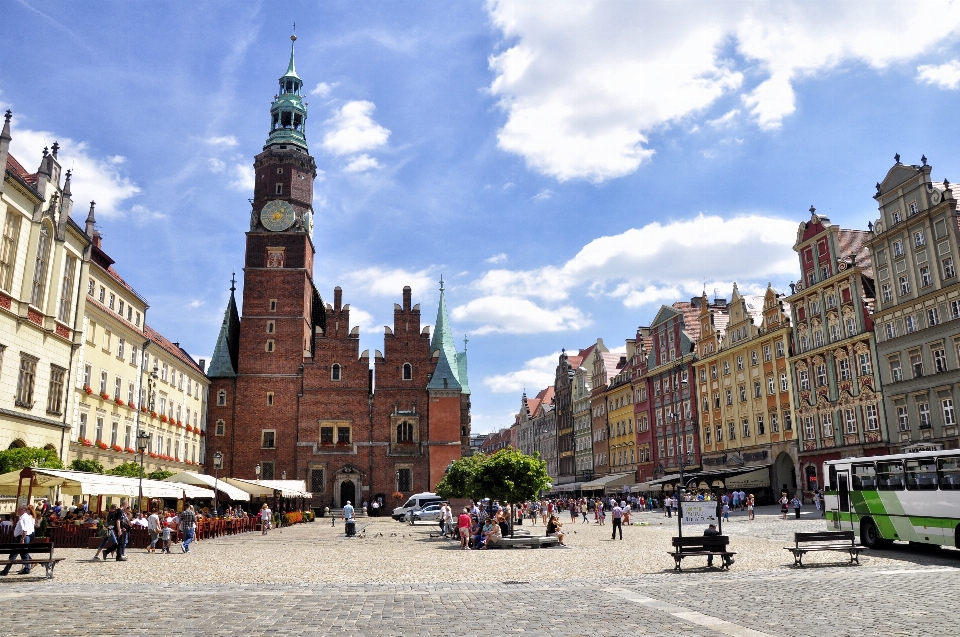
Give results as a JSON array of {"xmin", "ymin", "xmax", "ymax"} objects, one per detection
[{"xmin": 207, "ymin": 37, "xmax": 469, "ymax": 507}]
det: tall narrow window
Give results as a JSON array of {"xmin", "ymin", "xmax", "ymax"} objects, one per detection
[
  {"xmin": 46, "ymin": 365, "xmax": 65, "ymax": 414},
  {"xmin": 396, "ymin": 468, "xmax": 412, "ymax": 492},
  {"xmin": 30, "ymin": 225, "xmax": 50, "ymax": 307},
  {"xmin": 402, "ymin": 363, "xmax": 412, "ymax": 380},
  {"xmin": 16, "ymin": 354, "xmax": 38, "ymax": 408},
  {"xmin": 396, "ymin": 421, "xmax": 414, "ymax": 442},
  {"xmin": 0, "ymin": 212, "xmax": 21, "ymax": 292},
  {"xmin": 57, "ymin": 256, "xmax": 76, "ymax": 322},
  {"xmin": 331, "ymin": 363, "xmax": 341, "ymax": 381}
]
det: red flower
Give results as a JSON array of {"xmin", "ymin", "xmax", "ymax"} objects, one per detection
[
  {"xmin": 125, "ymin": 447, "xmax": 136, "ymax": 454},
  {"xmin": 177, "ymin": 420, "xmax": 183, "ymax": 428},
  {"xmin": 79, "ymin": 437, "xmax": 93, "ymax": 447},
  {"xmin": 83, "ymin": 386, "xmax": 93, "ymax": 395},
  {"xmin": 160, "ymin": 415, "xmax": 169, "ymax": 423},
  {"xmin": 149, "ymin": 452, "xmax": 158, "ymax": 458},
  {"xmin": 199, "ymin": 431, "xmax": 206, "ymax": 437},
  {"xmin": 150, "ymin": 411, "xmax": 158, "ymax": 418},
  {"xmin": 100, "ymin": 392, "xmax": 110, "ymax": 400},
  {"xmin": 115, "ymin": 398, "xmax": 125, "ymax": 406},
  {"xmin": 95, "ymin": 441, "xmax": 108, "ymax": 450},
  {"xmin": 111, "ymin": 444, "xmax": 123, "ymax": 452}
]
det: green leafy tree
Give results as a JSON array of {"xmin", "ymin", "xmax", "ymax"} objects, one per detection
[
  {"xmin": 106, "ymin": 462, "xmax": 144, "ymax": 478},
  {"xmin": 0, "ymin": 447, "xmax": 64, "ymax": 474},
  {"xmin": 147, "ymin": 469, "xmax": 174, "ymax": 481},
  {"xmin": 434, "ymin": 453, "xmax": 487, "ymax": 501},
  {"xmin": 69, "ymin": 459, "xmax": 105, "ymax": 474},
  {"xmin": 474, "ymin": 448, "xmax": 552, "ymax": 506}
]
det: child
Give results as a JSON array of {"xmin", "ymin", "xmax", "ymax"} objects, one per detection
[
  {"xmin": 722, "ymin": 502, "xmax": 730, "ymax": 521},
  {"xmin": 161, "ymin": 522, "xmax": 172, "ymax": 553}
]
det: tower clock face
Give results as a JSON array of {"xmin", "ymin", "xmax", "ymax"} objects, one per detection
[{"xmin": 260, "ymin": 200, "xmax": 296, "ymax": 232}]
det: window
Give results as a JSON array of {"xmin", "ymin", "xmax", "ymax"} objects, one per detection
[
  {"xmin": 751, "ymin": 351, "xmax": 758, "ymax": 366},
  {"xmin": 897, "ymin": 405, "xmax": 910, "ymax": 431},
  {"xmin": 215, "ymin": 420, "xmax": 225, "ymax": 436},
  {"xmin": 804, "ymin": 417, "xmax": 814, "ymax": 440},
  {"xmin": 821, "ymin": 413, "xmax": 834, "ymax": 439},
  {"xmin": 0, "ymin": 211, "xmax": 22, "ymax": 292},
  {"xmin": 269, "ymin": 299, "xmax": 277, "ymax": 312},
  {"xmin": 915, "ymin": 229, "xmax": 925, "ymax": 247},
  {"xmin": 844, "ymin": 409, "xmax": 856, "ymax": 434},
  {"xmin": 126, "ymin": 307, "xmax": 132, "ymax": 322},
  {"xmin": 920, "ymin": 265, "xmax": 932, "ymax": 288},
  {"xmin": 160, "ymin": 363, "xmax": 167, "ymax": 382},
  {"xmin": 46, "ymin": 365, "xmax": 65, "ymax": 414},
  {"xmin": 820, "ymin": 265, "xmax": 830, "ymax": 281},
  {"xmin": 108, "ymin": 293, "xmax": 115, "ymax": 310},
  {"xmin": 894, "ymin": 239, "xmax": 904, "ymax": 256},
  {"xmin": 728, "ymin": 422, "xmax": 736, "ymax": 440},
  {"xmin": 260, "ymin": 462, "xmax": 275, "ymax": 480},
  {"xmin": 771, "ymin": 412, "xmax": 779, "ymax": 433},
  {"xmin": 846, "ymin": 317, "xmax": 857, "ymax": 336},
  {"xmin": 723, "ymin": 361, "xmax": 730, "ymax": 375},
  {"xmin": 98, "ymin": 286, "xmax": 105, "ymax": 302},
  {"xmin": 954, "ymin": 300, "xmax": 960, "ymax": 319},
  {"xmin": 99, "ymin": 370, "xmax": 108, "ymax": 394},
  {"xmin": 118, "ymin": 299, "xmax": 124, "ymax": 316},
  {"xmin": 739, "ymin": 384, "xmax": 746, "ymax": 402},
  {"xmin": 764, "ymin": 345, "xmax": 771, "ymax": 362},
  {"xmin": 900, "ymin": 275, "xmax": 911, "ymax": 295},
  {"xmin": 265, "ymin": 340, "xmax": 274, "ymax": 352},
  {"xmin": 943, "ymin": 399, "xmax": 956, "ymax": 426},
  {"xmin": 704, "ymin": 426, "xmax": 711, "ymax": 446},
  {"xmin": 816, "ymin": 365, "xmax": 827, "ymax": 387},
  {"xmin": 711, "ymin": 365, "xmax": 717, "ymax": 379},
  {"xmin": 830, "ymin": 324, "xmax": 841, "ymax": 342},
  {"xmin": 118, "ymin": 338, "xmax": 125, "ymax": 360},
  {"xmin": 838, "ymin": 357, "xmax": 850, "ymax": 381},
  {"xmin": 110, "ymin": 422, "xmax": 118, "ymax": 447},
  {"xmin": 57, "ymin": 256, "xmax": 76, "ymax": 322},
  {"xmin": 396, "ymin": 421, "xmax": 414, "ymax": 443},
  {"xmin": 799, "ymin": 369, "xmax": 809, "ymax": 391},
  {"xmin": 784, "ymin": 412, "xmax": 793, "ymax": 431},
  {"xmin": 87, "ymin": 278, "xmax": 94, "ymax": 296},
  {"xmin": 715, "ymin": 424, "xmax": 722, "ymax": 442},
  {"xmin": 859, "ymin": 353, "xmax": 872, "ymax": 376},
  {"xmin": 114, "ymin": 376, "xmax": 121, "ymax": 399},
  {"xmin": 754, "ymin": 381, "xmax": 761, "ymax": 398},
  {"xmin": 776, "ymin": 341, "xmax": 785, "ymax": 358},
  {"xmin": 736, "ymin": 356, "xmax": 743, "ymax": 371},
  {"xmin": 800, "ymin": 335, "xmax": 808, "ymax": 352},
  {"xmin": 910, "ymin": 352, "xmax": 923, "ymax": 378},
  {"xmin": 756, "ymin": 414, "xmax": 765, "ymax": 436},
  {"xmin": 885, "ymin": 322, "xmax": 897, "ymax": 340},
  {"xmin": 934, "ymin": 347, "xmax": 947, "ymax": 373},
  {"xmin": 890, "ymin": 357, "xmax": 903, "ymax": 382},
  {"xmin": 266, "ymin": 321, "xmax": 275, "ymax": 334},
  {"xmin": 331, "ymin": 363, "xmax": 341, "ymax": 381},
  {"xmin": 261, "ymin": 430, "xmax": 276, "ymax": 448},
  {"xmin": 402, "ymin": 363, "xmax": 412, "ymax": 380},
  {"xmin": 275, "ymin": 183, "xmax": 283, "ymax": 195},
  {"xmin": 780, "ymin": 373, "xmax": 788, "ymax": 392},
  {"xmin": 396, "ymin": 467, "xmax": 412, "ymax": 492},
  {"xmin": 928, "ymin": 307, "xmax": 940, "ymax": 327},
  {"xmin": 919, "ymin": 402, "xmax": 931, "ymax": 428},
  {"xmin": 78, "ymin": 412, "xmax": 87, "ymax": 440},
  {"xmin": 337, "ymin": 426, "xmax": 351, "ymax": 444},
  {"xmin": 713, "ymin": 393, "xmax": 720, "ymax": 409},
  {"xmin": 15, "ymin": 354, "xmax": 38, "ymax": 408},
  {"xmin": 134, "ymin": 311, "xmax": 140, "ymax": 327},
  {"xmin": 768, "ymin": 376, "xmax": 775, "ymax": 395},
  {"xmin": 83, "ymin": 364, "xmax": 91, "ymax": 389},
  {"xmin": 882, "ymin": 283, "xmax": 893, "ymax": 303},
  {"xmin": 266, "ymin": 392, "xmax": 274, "ymax": 406},
  {"xmin": 813, "ymin": 330, "xmax": 824, "ymax": 348},
  {"xmin": 217, "ymin": 390, "xmax": 226, "ymax": 406},
  {"xmin": 811, "ymin": 298, "xmax": 821, "ymax": 315},
  {"xmin": 30, "ymin": 225, "xmax": 50, "ymax": 307},
  {"xmin": 96, "ymin": 417, "xmax": 104, "ymax": 444},
  {"xmin": 944, "ymin": 257, "xmax": 956, "ymax": 279}
]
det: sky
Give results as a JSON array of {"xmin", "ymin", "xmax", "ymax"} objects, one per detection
[{"xmin": 6, "ymin": 1, "xmax": 960, "ymax": 434}]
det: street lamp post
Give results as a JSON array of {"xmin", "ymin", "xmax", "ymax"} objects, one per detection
[
  {"xmin": 212, "ymin": 452, "xmax": 223, "ymax": 516},
  {"xmin": 136, "ymin": 429, "xmax": 151, "ymax": 513}
]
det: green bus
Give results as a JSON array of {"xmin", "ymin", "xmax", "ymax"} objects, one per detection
[{"xmin": 823, "ymin": 450, "xmax": 960, "ymax": 549}]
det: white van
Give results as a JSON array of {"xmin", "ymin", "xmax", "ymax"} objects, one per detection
[{"xmin": 392, "ymin": 492, "xmax": 443, "ymax": 521}]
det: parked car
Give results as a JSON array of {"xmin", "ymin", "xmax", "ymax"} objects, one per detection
[
  {"xmin": 392, "ymin": 492, "xmax": 443, "ymax": 521},
  {"xmin": 409, "ymin": 502, "xmax": 446, "ymax": 523}
]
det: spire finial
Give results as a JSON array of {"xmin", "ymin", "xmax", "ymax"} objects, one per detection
[
  {"xmin": 894, "ymin": 152, "xmax": 900, "ymax": 163},
  {"xmin": 51, "ymin": 141, "xmax": 59, "ymax": 158},
  {"xmin": 463, "ymin": 334, "xmax": 468, "ymax": 351},
  {"xmin": 230, "ymin": 271, "xmax": 237, "ymax": 293},
  {"xmin": 809, "ymin": 205, "xmax": 816, "ymax": 216},
  {"xmin": 921, "ymin": 154, "xmax": 927, "ymax": 166},
  {"xmin": 85, "ymin": 201, "xmax": 96, "ymax": 237},
  {"xmin": 439, "ymin": 275, "xmax": 444, "ymax": 292}
]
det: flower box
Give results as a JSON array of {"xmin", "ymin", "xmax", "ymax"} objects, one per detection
[
  {"xmin": 150, "ymin": 411, "xmax": 158, "ymax": 418},
  {"xmin": 79, "ymin": 438, "xmax": 93, "ymax": 447},
  {"xmin": 141, "ymin": 406, "xmax": 148, "ymax": 413},
  {"xmin": 83, "ymin": 386, "xmax": 93, "ymax": 395},
  {"xmin": 124, "ymin": 447, "xmax": 136, "ymax": 454},
  {"xmin": 176, "ymin": 421, "xmax": 183, "ymax": 428},
  {"xmin": 95, "ymin": 441, "xmax": 108, "ymax": 450},
  {"xmin": 100, "ymin": 392, "xmax": 110, "ymax": 400},
  {"xmin": 115, "ymin": 398, "xmax": 125, "ymax": 407},
  {"xmin": 160, "ymin": 415, "xmax": 169, "ymax": 423},
  {"xmin": 111, "ymin": 444, "xmax": 123, "ymax": 452},
  {"xmin": 127, "ymin": 403, "xmax": 136, "ymax": 411},
  {"xmin": 199, "ymin": 431, "xmax": 206, "ymax": 437},
  {"xmin": 149, "ymin": 452, "xmax": 158, "ymax": 458}
]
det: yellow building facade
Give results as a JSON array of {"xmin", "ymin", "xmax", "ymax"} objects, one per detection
[
  {"xmin": 694, "ymin": 285, "xmax": 799, "ymax": 503},
  {"xmin": 606, "ymin": 360, "xmax": 636, "ymax": 475}
]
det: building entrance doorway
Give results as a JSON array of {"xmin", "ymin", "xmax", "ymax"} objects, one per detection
[{"xmin": 340, "ymin": 480, "xmax": 356, "ymax": 507}]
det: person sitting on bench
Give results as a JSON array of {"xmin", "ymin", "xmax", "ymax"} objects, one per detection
[
  {"xmin": 703, "ymin": 523, "xmax": 733, "ymax": 568},
  {"xmin": 546, "ymin": 514, "xmax": 565, "ymax": 545}
]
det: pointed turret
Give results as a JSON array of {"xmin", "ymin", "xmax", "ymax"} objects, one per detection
[
  {"xmin": 427, "ymin": 277, "xmax": 462, "ymax": 391},
  {"xmin": 207, "ymin": 275, "xmax": 242, "ymax": 378},
  {"xmin": 85, "ymin": 201, "xmax": 97, "ymax": 238},
  {"xmin": 456, "ymin": 334, "xmax": 470, "ymax": 395},
  {"xmin": 265, "ymin": 34, "xmax": 308, "ymax": 151},
  {"xmin": 0, "ymin": 110, "xmax": 12, "ymax": 196}
]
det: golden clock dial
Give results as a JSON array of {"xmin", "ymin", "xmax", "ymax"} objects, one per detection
[{"xmin": 260, "ymin": 200, "xmax": 296, "ymax": 231}]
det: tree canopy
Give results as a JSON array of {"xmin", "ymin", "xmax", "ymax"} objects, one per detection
[
  {"xmin": 0, "ymin": 447, "xmax": 64, "ymax": 474},
  {"xmin": 435, "ymin": 448, "xmax": 551, "ymax": 504},
  {"xmin": 105, "ymin": 462, "xmax": 144, "ymax": 478},
  {"xmin": 69, "ymin": 459, "xmax": 105, "ymax": 474},
  {"xmin": 147, "ymin": 469, "xmax": 174, "ymax": 481}
]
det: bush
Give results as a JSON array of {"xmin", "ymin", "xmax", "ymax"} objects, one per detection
[
  {"xmin": 0, "ymin": 447, "xmax": 64, "ymax": 474},
  {"xmin": 106, "ymin": 462, "xmax": 144, "ymax": 478},
  {"xmin": 147, "ymin": 469, "xmax": 174, "ymax": 481},
  {"xmin": 69, "ymin": 459, "xmax": 105, "ymax": 474},
  {"xmin": 284, "ymin": 511, "xmax": 303, "ymax": 525}
]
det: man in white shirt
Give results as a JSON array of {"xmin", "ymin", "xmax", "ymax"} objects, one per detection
[
  {"xmin": 147, "ymin": 509, "xmax": 161, "ymax": 553},
  {"xmin": 1, "ymin": 506, "xmax": 35, "ymax": 576}
]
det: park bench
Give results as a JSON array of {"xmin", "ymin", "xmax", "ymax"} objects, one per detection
[
  {"xmin": 784, "ymin": 531, "xmax": 864, "ymax": 567},
  {"xmin": 0, "ymin": 542, "xmax": 64, "ymax": 579},
  {"xmin": 489, "ymin": 534, "xmax": 560, "ymax": 549},
  {"xmin": 668, "ymin": 536, "xmax": 735, "ymax": 571}
]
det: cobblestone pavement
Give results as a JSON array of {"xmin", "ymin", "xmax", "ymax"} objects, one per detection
[{"xmin": 1, "ymin": 507, "xmax": 958, "ymax": 635}]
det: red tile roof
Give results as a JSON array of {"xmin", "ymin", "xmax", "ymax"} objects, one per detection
[
  {"xmin": 837, "ymin": 229, "xmax": 874, "ymax": 279},
  {"xmin": 5, "ymin": 153, "xmax": 37, "ymax": 184},
  {"xmin": 144, "ymin": 324, "xmax": 205, "ymax": 376},
  {"xmin": 671, "ymin": 301, "xmax": 702, "ymax": 341}
]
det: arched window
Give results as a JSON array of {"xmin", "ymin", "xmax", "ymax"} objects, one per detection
[
  {"xmin": 7, "ymin": 439, "xmax": 26, "ymax": 449},
  {"xmin": 402, "ymin": 363, "xmax": 412, "ymax": 381},
  {"xmin": 217, "ymin": 390, "xmax": 226, "ymax": 406},
  {"xmin": 30, "ymin": 223, "xmax": 51, "ymax": 307},
  {"xmin": 397, "ymin": 421, "xmax": 414, "ymax": 443},
  {"xmin": 331, "ymin": 364, "xmax": 341, "ymax": 381}
]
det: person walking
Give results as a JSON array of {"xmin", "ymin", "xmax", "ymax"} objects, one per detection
[
  {"xmin": 0, "ymin": 505, "xmax": 35, "ymax": 576},
  {"xmin": 779, "ymin": 492, "xmax": 789, "ymax": 520},
  {"xmin": 458, "ymin": 508, "xmax": 472, "ymax": 550},
  {"xmin": 146, "ymin": 508, "xmax": 161, "ymax": 553},
  {"xmin": 747, "ymin": 494, "xmax": 755, "ymax": 520},
  {"xmin": 611, "ymin": 502, "xmax": 623, "ymax": 540},
  {"xmin": 179, "ymin": 505, "xmax": 197, "ymax": 553},
  {"xmin": 580, "ymin": 500, "xmax": 588, "ymax": 523},
  {"xmin": 259, "ymin": 503, "xmax": 272, "ymax": 535},
  {"xmin": 101, "ymin": 503, "xmax": 129, "ymax": 561},
  {"xmin": 664, "ymin": 494, "xmax": 672, "ymax": 518},
  {"xmin": 791, "ymin": 494, "xmax": 802, "ymax": 519}
]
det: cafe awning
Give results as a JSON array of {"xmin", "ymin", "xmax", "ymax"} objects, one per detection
[
  {"xmin": 581, "ymin": 472, "xmax": 634, "ymax": 490},
  {"xmin": 164, "ymin": 471, "xmax": 250, "ymax": 501},
  {"xmin": 0, "ymin": 468, "xmax": 213, "ymax": 499},
  {"xmin": 631, "ymin": 482, "xmax": 655, "ymax": 493},
  {"xmin": 224, "ymin": 478, "xmax": 312, "ymax": 498},
  {"xmin": 724, "ymin": 467, "xmax": 771, "ymax": 489}
]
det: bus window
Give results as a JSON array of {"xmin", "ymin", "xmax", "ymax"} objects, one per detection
[
  {"xmin": 905, "ymin": 458, "xmax": 938, "ymax": 490},
  {"xmin": 876, "ymin": 461, "xmax": 905, "ymax": 490},
  {"xmin": 852, "ymin": 463, "xmax": 877, "ymax": 490},
  {"xmin": 939, "ymin": 457, "xmax": 960, "ymax": 490}
]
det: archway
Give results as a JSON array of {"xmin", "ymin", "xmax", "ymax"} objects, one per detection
[
  {"xmin": 339, "ymin": 480, "xmax": 356, "ymax": 508},
  {"xmin": 7, "ymin": 439, "xmax": 26, "ymax": 449},
  {"xmin": 772, "ymin": 451, "xmax": 797, "ymax": 497}
]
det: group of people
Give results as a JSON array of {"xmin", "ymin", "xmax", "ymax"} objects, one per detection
[
  {"xmin": 90, "ymin": 501, "xmax": 199, "ymax": 560},
  {"xmin": 438, "ymin": 500, "xmax": 568, "ymax": 549}
]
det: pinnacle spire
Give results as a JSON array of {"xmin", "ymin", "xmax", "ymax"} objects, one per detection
[
  {"xmin": 285, "ymin": 33, "xmax": 300, "ymax": 80},
  {"xmin": 208, "ymin": 279, "xmax": 241, "ymax": 378},
  {"xmin": 85, "ymin": 201, "xmax": 96, "ymax": 238},
  {"xmin": 265, "ymin": 34, "xmax": 308, "ymax": 150},
  {"xmin": 428, "ymin": 277, "xmax": 464, "ymax": 392}
]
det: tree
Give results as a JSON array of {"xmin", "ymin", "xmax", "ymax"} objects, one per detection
[
  {"xmin": 106, "ymin": 462, "xmax": 144, "ymax": 478},
  {"xmin": 147, "ymin": 469, "xmax": 174, "ymax": 481},
  {"xmin": 0, "ymin": 447, "xmax": 64, "ymax": 474},
  {"xmin": 474, "ymin": 448, "xmax": 552, "ymax": 506},
  {"xmin": 434, "ymin": 453, "xmax": 487, "ymax": 501},
  {"xmin": 69, "ymin": 459, "xmax": 105, "ymax": 474}
]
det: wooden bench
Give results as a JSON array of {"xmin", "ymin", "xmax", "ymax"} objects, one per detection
[
  {"xmin": 668, "ymin": 536, "xmax": 735, "ymax": 571},
  {"xmin": 488, "ymin": 535, "xmax": 560, "ymax": 549},
  {"xmin": 0, "ymin": 542, "xmax": 64, "ymax": 579},
  {"xmin": 784, "ymin": 531, "xmax": 864, "ymax": 567}
]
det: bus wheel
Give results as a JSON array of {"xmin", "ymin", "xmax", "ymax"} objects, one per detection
[{"xmin": 861, "ymin": 518, "xmax": 889, "ymax": 549}]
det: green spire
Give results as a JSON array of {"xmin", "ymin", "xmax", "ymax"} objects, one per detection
[
  {"xmin": 265, "ymin": 34, "xmax": 308, "ymax": 151},
  {"xmin": 208, "ymin": 275, "xmax": 241, "ymax": 378},
  {"xmin": 428, "ymin": 276, "xmax": 465, "ymax": 392}
]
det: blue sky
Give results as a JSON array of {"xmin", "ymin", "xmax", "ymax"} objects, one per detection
[{"xmin": 6, "ymin": 1, "xmax": 960, "ymax": 433}]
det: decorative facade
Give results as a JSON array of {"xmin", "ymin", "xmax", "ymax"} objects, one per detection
[
  {"xmin": 786, "ymin": 208, "xmax": 889, "ymax": 497},
  {"xmin": 589, "ymin": 339, "xmax": 617, "ymax": 477},
  {"xmin": 867, "ymin": 157, "xmax": 960, "ymax": 453},
  {"xmin": 572, "ymin": 345, "xmax": 596, "ymax": 482}
]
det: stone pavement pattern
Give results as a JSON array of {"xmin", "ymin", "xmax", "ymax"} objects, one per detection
[{"xmin": 0, "ymin": 507, "xmax": 958, "ymax": 635}]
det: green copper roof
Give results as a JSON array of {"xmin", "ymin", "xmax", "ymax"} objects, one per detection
[
  {"xmin": 282, "ymin": 35, "xmax": 301, "ymax": 80},
  {"xmin": 208, "ymin": 281, "xmax": 240, "ymax": 378},
  {"xmin": 427, "ymin": 277, "xmax": 468, "ymax": 392},
  {"xmin": 265, "ymin": 35, "xmax": 308, "ymax": 151}
]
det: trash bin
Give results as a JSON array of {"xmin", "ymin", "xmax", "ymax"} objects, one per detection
[
  {"xmin": 345, "ymin": 520, "xmax": 356, "ymax": 537},
  {"xmin": 312, "ymin": 506, "xmax": 324, "ymax": 518}
]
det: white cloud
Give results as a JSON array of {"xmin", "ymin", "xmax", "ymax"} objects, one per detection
[
  {"xmin": 487, "ymin": 0, "xmax": 960, "ymax": 182},
  {"xmin": 322, "ymin": 100, "xmax": 390, "ymax": 156},
  {"xmin": 917, "ymin": 60, "xmax": 960, "ymax": 90},
  {"xmin": 531, "ymin": 189, "xmax": 552, "ymax": 201},
  {"xmin": 451, "ymin": 295, "xmax": 591, "ymax": 335},
  {"xmin": 187, "ymin": 299, "xmax": 204, "ymax": 309},
  {"xmin": 208, "ymin": 158, "xmax": 225, "ymax": 173},
  {"xmin": 205, "ymin": 135, "xmax": 238, "ymax": 147},
  {"xmin": 343, "ymin": 266, "xmax": 437, "ymax": 298},
  {"xmin": 228, "ymin": 162, "xmax": 254, "ymax": 191},
  {"xmin": 344, "ymin": 154, "xmax": 379, "ymax": 173},
  {"xmin": 483, "ymin": 351, "xmax": 561, "ymax": 393},
  {"xmin": 129, "ymin": 204, "xmax": 166, "ymax": 221},
  {"xmin": 348, "ymin": 307, "xmax": 377, "ymax": 334},
  {"xmin": 8, "ymin": 128, "xmax": 140, "ymax": 216},
  {"xmin": 473, "ymin": 213, "xmax": 798, "ymax": 308},
  {"xmin": 486, "ymin": 253, "xmax": 508, "ymax": 264},
  {"xmin": 707, "ymin": 109, "xmax": 740, "ymax": 128},
  {"xmin": 310, "ymin": 81, "xmax": 340, "ymax": 97}
]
